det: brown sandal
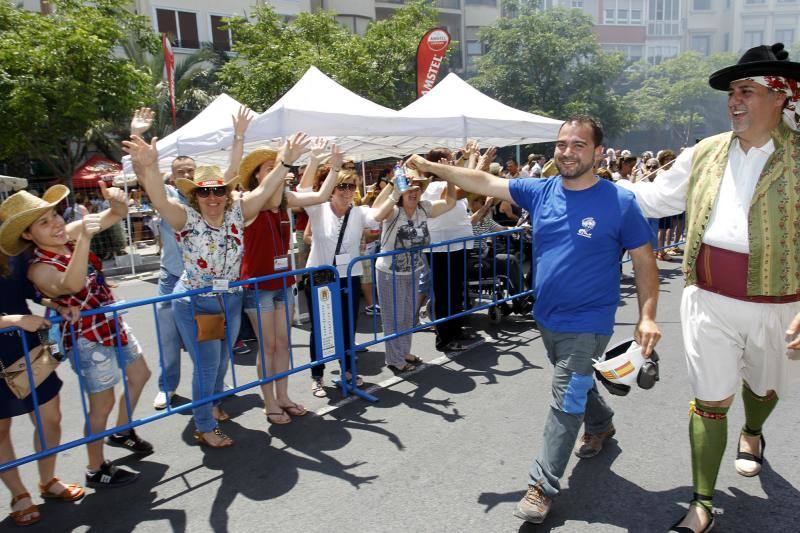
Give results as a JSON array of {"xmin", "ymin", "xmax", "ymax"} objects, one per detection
[
  {"xmin": 39, "ymin": 477, "xmax": 85, "ymax": 501},
  {"xmin": 9, "ymin": 492, "xmax": 40, "ymax": 527},
  {"xmin": 279, "ymin": 402, "xmax": 307, "ymax": 417},
  {"xmin": 193, "ymin": 428, "xmax": 234, "ymax": 448},
  {"xmin": 213, "ymin": 408, "xmax": 231, "ymax": 422},
  {"xmin": 266, "ymin": 411, "xmax": 291, "ymax": 425}
]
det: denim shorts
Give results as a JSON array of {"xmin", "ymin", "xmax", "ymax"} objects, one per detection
[
  {"xmin": 69, "ymin": 330, "xmax": 142, "ymax": 395},
  {"xmin": 244, "ymin": 287, "xmax": 288, "ymax": 312}
]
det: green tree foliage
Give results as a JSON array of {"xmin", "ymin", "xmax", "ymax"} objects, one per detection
[
  {"xmin": 0, "ymin": 0, "xmax": 157, "ymax": 178},
  {"xmin": 123, "ymin": 40, "xmax": 227, "ymax": 138},
  {"xmin": 623, "ymin": 52, "xmax": 736, "ymax": 146},
  {"xmin": 470, "ymin": 3, "xmax": 626, "ymax": 135},
  {"xmin": 218, "ymin": 1, "xmax": 440, "ymax": 111}
]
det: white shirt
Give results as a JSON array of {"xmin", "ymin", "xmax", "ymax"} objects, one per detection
[
  {"xmin": 303, "ymin": 192, "xmax": 378, "ymax": 277},
  {"xmin": 421, "ymin": 181, "xmax": 473, "ymax": 252},
  {"xmin": 617, "ymin": 138, "xmax": 774, "ymax": 253}
]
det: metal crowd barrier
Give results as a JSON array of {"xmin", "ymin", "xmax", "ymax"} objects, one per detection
[
  {"xmin": 0, "ymin": 264, "xmax": 343, "ymax": 473},
  {"xmin": 344, "ymin": 228, "xmax": 536, "ymax": 402}
]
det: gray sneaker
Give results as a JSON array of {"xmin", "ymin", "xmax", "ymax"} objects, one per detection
[
  {"xmin": 574, "ymin": 425, "xmax": 616, "ymax": 458},
  {"xmin": 513, "ymin": 483, "xmax": 551, "ymax": 524}
]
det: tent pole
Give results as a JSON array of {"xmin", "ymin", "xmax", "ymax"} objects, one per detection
[
  {"xmin": 516, "ymin": 144, "xmax": 521, "ymax": 166},
  {"xmin": 360, "ymin": 161, "xmax": 366, "ymax": 197},
  {"xmin": 124, "ymin": 174, "xmax": 136, "ymax": 275}
]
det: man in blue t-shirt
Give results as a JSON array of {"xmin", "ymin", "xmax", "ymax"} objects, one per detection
[{"xmin": 407, "ymin": 115, "xmax": 661, "ymax": 525}]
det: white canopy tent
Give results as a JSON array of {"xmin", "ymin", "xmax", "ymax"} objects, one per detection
[
  {"xmin": 122, "ymin": 67, "xmax": 563, "ymax": 170},
  {"xmin": 121, "ymin": 93, "xmax": 247, "ymax": 174},
  {"xmin": 0, "ymin": 175, "xmax": 29, "ymax": 201},
  {"xmin": 343, "ymin": 72, "xmax": 563, "ymax": 157}
]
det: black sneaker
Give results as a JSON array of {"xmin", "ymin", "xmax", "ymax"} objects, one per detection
[
  {"xmin": 106, "ymin": 428, "xmax": 154, "ymax": 454},
  {"xmin": 85, "ymin": 460, "xmax": 139, "ymax": 488}
]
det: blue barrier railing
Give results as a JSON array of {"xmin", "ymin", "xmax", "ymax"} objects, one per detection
[
  {"xmin": 344, "ymin": 228, "xmax": 535, "ymax": 402},
  {"xmin": 0, "ymin": 264, "xmax": 342, "ymax": 473}
]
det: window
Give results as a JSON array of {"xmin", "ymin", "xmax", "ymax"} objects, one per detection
[
  {"xmin": 691, "ymin": 35, "xmax": 711, "ymax": 55},
  {"xmin": 775, "ymin": 29, "xmax": 795, "ymax": 43},
  {"xmin": 647, "ymin": 45, "xmax": 678, "ymax": 65},
  {"xmin": 647, "ymin": 0, "xmax": 680, "ymax": 35},
  {"xmin": 572, "ymin": 0, "xmax": 584, "ymax": 7},
  {"xmin": 631, "ymin": 9, "xmax": 642, "ymax": 22},
  {"xmin": 465, "ymin": 0, "xmax": 497, "ymax": 5},
  {"xmin": 743, "ymin": 30, "xmax": 763, "ymax": 49},
  {"xmin": 210, "ymin": 15, "xmax": 231, "ymax": 52},
  {"xmin": 156, "ymin": 9, "xmax": 199, "ymax": 49},
  {"xmin": 618, "ymin": 9, "xmax": 629, "ymax": 20},
  {"xmin": 604, "ymin": 0, "xmax": 645, "ymax": 24},
  {"xmin": 744, "ymin": 0, "xmax": 765, "ymax": 4},
  {"xmin": 605, "ymin": 8, "xmax": 615, "ymax": 22},
  {"xmin": 604, "ymin": 44, "xmax": 644, "ymax": 61},
  {"xmin": 693, "ymin": 0, "xmax": 711, "ymax": 9}
]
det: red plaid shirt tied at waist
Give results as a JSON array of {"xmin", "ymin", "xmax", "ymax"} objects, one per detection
[{"xmin": 32, "ymin": 245, "xmax": 128, "ymax": 349}]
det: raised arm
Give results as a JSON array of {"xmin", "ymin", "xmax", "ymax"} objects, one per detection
[
  {"xmin": 406, "ymin": 154, "xmax": 513, "ymax": 204},
  {"xmin": 616, "ymin": 146, "xmax": 693, "ymax": 218},
  {"xmin": 285, "ymin": 144, "xmax": 342, "ymax": 208},
  {"xmin": 223, "ymin": 105, "xmax": 254, "ymax": 182},
  {"xmin": 429, "ymin": 180, "xmax": 456, "ymax": 218},
  {"xmin": 130, "ymin": 107, "xmax": 154, "ymax": 138},
  {"xmin": 65, "ymin": 181, "xmax": 128, "ymax": 240},
  {"xmin": 28, "ymin": 214, "xmax": 102, "ymax": 297},
  {"xmin": 369, "ymin": 176, "xmax": 399, "ymax": 222},
  {"xmin": 122, "ymin": 135, "xmax": 188, "ymax": 231},
  {"xmin": 241, "ymin": 132, "xmax": 310, "ymax": 222}
]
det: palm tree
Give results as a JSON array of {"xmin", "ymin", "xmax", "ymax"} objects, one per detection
[{"xmin": 122, "ymin": 37, "xmax": 228, "ymax": 137}]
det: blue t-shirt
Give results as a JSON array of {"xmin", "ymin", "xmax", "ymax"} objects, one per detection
[{"xmin": 510, "ymin": 176, "xmax": 653, "ymax": 335}]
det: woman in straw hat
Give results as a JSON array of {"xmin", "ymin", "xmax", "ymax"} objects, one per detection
[
  {"xmin": 123, "ymin": 132, "xmax": 310, "ymax": 448},
  {"xmin": 0, "ymin": 190, "xmax": 88, "ymax": 525},
  {"xmin": 238, "ymin": 140, "xmax": 342, "ymax": 424},
  {"xmin": 2, "ymin": 182, "xmax": 152, "ymax": 489}
]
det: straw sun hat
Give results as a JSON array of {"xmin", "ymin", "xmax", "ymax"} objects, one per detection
[
  {"xmin": 237, "ymin": 148, "xmax": 279, "ymax": 191},
  {"xmin": 0, "ymin": 184, "xmax": 70, "ymax": 256},
  {"xmin": 175, "ymin": 165, "xmax": 239, "ymax": 197}
]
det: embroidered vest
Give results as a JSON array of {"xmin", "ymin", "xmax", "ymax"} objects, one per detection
[{"xmin": 683, "ymin": 122, "xmax": 800, "ymax": 296}]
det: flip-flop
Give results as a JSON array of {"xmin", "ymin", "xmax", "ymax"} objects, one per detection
[
  {"xmin": 266, "ymin": 411, "xmax": 291, "ymax": 425},
  {"xmin": 388, "ymin": 363, "xmax": 415, "ymax": 375},
  {"xmin": 404, "ymin": 355, "xmax": 424, "ymax": 366},
  {"xmin": 344, "ymin": 372, "xmax": 364, "ymax": 387},
  {"xmin": 193, "ymin": 428, "xmax": 234, "ymax": 448},
  {"xmin": 279, "ymin": 402, "xmax": 307, "ymax": 417}
]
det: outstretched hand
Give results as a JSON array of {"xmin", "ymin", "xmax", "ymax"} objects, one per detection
[
  {"xmin": 477, "ymin": 146, "xmax": 497, "ymax": 172},
  {"xmin": 328, "ymin": 144, "xmax": 344, "ymax": 170},
  {"xmin": 80, "ymin": 213, "xmax": 103, "ymax": 240},
  {"xmin": 404, "ymin": 154, "xmax": 430, "ymax": 173},
  {"xmin": 232, "ymin": 105, "xmax": 254, "ymax": 136},
  {"xmin": 122, "ymin": 135, "xmax": 159, "ymax": 168},
  {"xmin": 130, "ymin": 107, "xmax": 154, "ymax": 137},
  {"xmin": 278, "ymin": 132, "xmax": 311, "ymax": 166}
]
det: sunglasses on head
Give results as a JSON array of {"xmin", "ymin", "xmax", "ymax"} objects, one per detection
[
  {"xmin": 196, "ymin": 186, "xmax": 227, "ymax": 198},
  {"xmin": 336, "ymin": 183, "xmax": 357, "ymax": 191}
]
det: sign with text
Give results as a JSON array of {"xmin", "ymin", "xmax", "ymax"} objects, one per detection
[{"xmin": 416, "ymin": 28, "xmax": 451, "ymax": 98}]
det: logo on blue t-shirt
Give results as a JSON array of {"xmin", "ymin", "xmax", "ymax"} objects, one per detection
[{"xmin": 577, "ymin": 217, "xmax": 596, "ymax": 239}]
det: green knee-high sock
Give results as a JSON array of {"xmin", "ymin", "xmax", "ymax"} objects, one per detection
[
  {"xmin": 689, "ymin": 401, "xmax": 729, "ymax": 509},
  {"xmin": 741, "ymin": 382, "xmax": 778, "ymax": 437}
]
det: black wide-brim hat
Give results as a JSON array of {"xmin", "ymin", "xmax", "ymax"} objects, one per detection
[{"xmin": 709, "ymin": 42, "xmax": 800, "ymax": 91}]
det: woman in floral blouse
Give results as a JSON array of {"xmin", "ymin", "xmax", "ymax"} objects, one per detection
[{"xmin": 124, "ymin": 132, "xmax": 309, "ymax": 448}]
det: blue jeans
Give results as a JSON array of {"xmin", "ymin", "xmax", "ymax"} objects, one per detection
[
  {"xmin": 528, "ymin": 327, "xmax": 614, "ymax": 498},
  {"xmin": 157, "ymin": 269, "xmax": 182, "ymax": 392},
  {"xmin": 171, "ymin": 281, "xmax": 243, "ymax": 433}
]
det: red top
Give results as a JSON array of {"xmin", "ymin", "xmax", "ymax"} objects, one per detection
[
  {"xmin": 242, "ymin": 209, "xmax": 296, "ymax": 291},
  {"xmin": 32, "ymin": 245, "xmax": 127, "ymax": 349}
]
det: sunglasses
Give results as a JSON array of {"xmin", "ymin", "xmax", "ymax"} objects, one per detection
[
  {"xmin": 646, "ymin": 165, "xmax": 658, "ymax": 170},
  {"xmin": 336, "ymin": 183, "xmax": 357, "ymax": 191},
  {"xmin": 196, "ymin": 186, "xmax": 227, "ymax": 198}
]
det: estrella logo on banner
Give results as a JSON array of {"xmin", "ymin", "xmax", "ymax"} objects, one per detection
[{"xmin": 416, "ymin": 28, "xmax": 452, "ymax": 97}]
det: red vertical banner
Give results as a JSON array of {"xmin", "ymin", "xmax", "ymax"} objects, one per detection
[
  {"xmin": 162, "ymin": 34, "xmax": 177, "ymax": 128},
  {"xmin": 416, "ymin": 28, "xmax": 451, "ymax": 98}
]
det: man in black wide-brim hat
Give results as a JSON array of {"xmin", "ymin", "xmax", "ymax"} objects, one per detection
[{"xmin": 618, "ymin": 43, "xmax": 800, "ymax": 532}]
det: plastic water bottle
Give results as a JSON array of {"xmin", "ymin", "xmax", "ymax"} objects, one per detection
[{"xmin": 393, "ymin": 164, "xmax": 409, "ymax": 193}]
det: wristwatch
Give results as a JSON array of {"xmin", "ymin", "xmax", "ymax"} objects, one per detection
[
  {"xmin": 280, "ymin": 160, "xmax": 292, "ymax": 169},
  {"xmin": 234, "ymin": 134, "xmax": 244, "ymax": 141}
]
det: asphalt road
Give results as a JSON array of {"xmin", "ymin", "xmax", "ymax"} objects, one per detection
[{"xmin": 3, "ymin": 258, "xmax": 799, "ymax": 532}]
